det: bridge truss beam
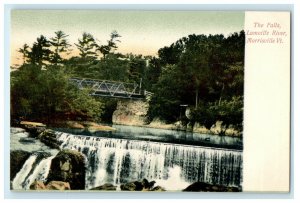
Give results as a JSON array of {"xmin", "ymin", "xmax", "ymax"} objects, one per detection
[{"xmin": 69, "ymin": 78, "xmax": 151, "ymax": 99}]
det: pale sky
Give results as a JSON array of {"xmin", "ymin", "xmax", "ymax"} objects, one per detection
[{"xmin": 11, "ymin": 10, "xmax": 244, "ymax": 66}]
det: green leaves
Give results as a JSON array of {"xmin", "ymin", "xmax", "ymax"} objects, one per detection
[
  {"xmin": 27, "ymin": 35, "xmax": 52, "ymax": 66},
  {"xmin": 74, "ymin": 32, "xmax": 98, "ymax": 60},
  {"xmin": 50, "ymin": 31, "xmax": 71, "ymax": 65},
  {"xmin": 11, "ymin": 64, "xmax": 103, "ymax": 123},
  {"xmin": 17, "ymin": 44, "xmax": 30, "ymax": 65},
  {"xmin": 148, "ymin": 31, "xmax": 245, "ymax": 132},
  {"xmin": 97, "ymin": 31, "xmax": 121, "ymax": 59}
]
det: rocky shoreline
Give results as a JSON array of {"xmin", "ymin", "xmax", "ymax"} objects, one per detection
[{"xmin": 112, "ymin": 100, "xmax": 242, "ymax": 137}]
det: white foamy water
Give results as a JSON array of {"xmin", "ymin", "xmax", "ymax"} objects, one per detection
[
  {"xmin": 10, "ymin": 127, "xmax": 58, "ymax": 155},
  {"xmin": 12, "ymin": 154, "xmax": 37, "ymax": 189},
  {"xmin": 11, "ymin": 127, "xmax": 59, "ymax": 190},
  {"xmin": 11, "ymin": 127, "xmax": 242, "ymax": 191},
  {"xmin": 56, "ymin": 132, "xmax": 243, "ymax": 190},
  {"xmin": 12, "ymin": 153, "xmax": 58, "ymax": 190}
]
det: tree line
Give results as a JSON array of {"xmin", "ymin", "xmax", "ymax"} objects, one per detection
[{"xmin": 11, "ymin": 30, "xmax": 244, "ymax": 135}]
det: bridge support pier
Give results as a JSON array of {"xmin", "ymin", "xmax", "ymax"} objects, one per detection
[{"xmin": 112, "ymin": 100, "xmax": 149, "ymax": 126}]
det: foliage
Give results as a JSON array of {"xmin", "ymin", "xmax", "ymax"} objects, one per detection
[
  {"xmin": 27, "ymin": 35, "xmax": 52, "ymax": 66},
  {"xmin": 74, "ymin": 32, "xmax": 98, "ymax": 60},
  {"xmin": 50, "ymin": 30, "xmax": 71, "ymax": 65},
  {"xmin": 147, "ymin": 65, "xmax": 185, "ymax": 123},
  {"xmin": 18, "ymin": 43, "xmax": 30, "ymax": 65},
  {"xmin": 148, "ymin": 32, "xmax": 245, "ymax": 131},
  {"xmin": 97, "ymin": 30, "xmax": 121, "ymax": 59},
  {"xmin": 12, "ymin": 29, "xmax": 244, "ymax": 134},
  {"xmin": 11, "ymin": 64, "xmax": 103, "ymax": 123},
  {"xmin": 191, "ymin": 96, "xmax": 243, "ymax": 134}
]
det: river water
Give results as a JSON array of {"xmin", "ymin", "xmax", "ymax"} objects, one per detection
[{"xmin": 11, "ymin": 125, "xmax": 243, "ymax": 191}]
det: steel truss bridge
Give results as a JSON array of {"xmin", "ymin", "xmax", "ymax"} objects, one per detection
[{"xmin": 69, "ymin": 78, "xmax": 153, "ymax": 99}]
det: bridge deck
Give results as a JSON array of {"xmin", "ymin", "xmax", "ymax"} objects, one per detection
[{"xmin": 69, "ymin": 78, "xmax": 153, "ymax": 99}]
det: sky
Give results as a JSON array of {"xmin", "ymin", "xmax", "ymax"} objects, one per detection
[{"xmin": 10, "ymin": 10, "xmax": 244, "ymax": 66}]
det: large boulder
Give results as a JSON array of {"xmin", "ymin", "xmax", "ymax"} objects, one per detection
[
  {"xmin": 112, "ymin": 100, "xmax": 149, "ymax": 126},
  {"xmin": 120, "ymin": 179, "xmax": 164, "ymax": 191},
  {"xmin": 30, "ymin": 181, "xmax": 71, "ymax": 190},
  {"xmin": 46, "ymin": 181, "xmax": 71, "ymax": 190},
  {"xmin": 10, "ymin": 150, "xmax": 31, "ymax": 181},
  {"xmin": 90, "ymin": 183, "xmax": 117, "ymax": 191},
  {"xmin": 19, "ymin": 121, "xmax": 46, "ymax": 137},
  {"xmin": 29, "ymin": 181, "xmax": 46, "ymax": 190},
  {"xmin": 120, "ymin": 182, "xmax": 141, "ymax": 191},
  {"xmin": 47, "ymin": 149, "xmax": 85, "ymax": 190},
  {"xmin": 150, "ymin": 186, "xmax": 166, "ymax": 192},
  {"xmin": 38, "ymin": 130, "xmax": 61, "ymax": 149},
  {"xmin": 183, "ymin": 182, "xmax": 242, "ymax": 192}
]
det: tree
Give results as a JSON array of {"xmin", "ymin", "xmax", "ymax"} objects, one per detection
[
  {"xmin": 143, "ymin": 56, "xmax": 162, "ymax": 91},
  {"xmin": 75, "ymin": 32, "xmax": 98, "ymax": 60},
  {"xmin": 147, "ymin": 31, "xmax": 245, "ymax": 134},
  {"xmin": 11, "ymin": 64, "xmax": 103, "ymax": 123},
  {"xmin": 27, "ymin": 35, "xmax": 52, "ymax": 67},
  {"xmin": 127, "ymin": 54, "xmax": 146, "ymax": 84},
  {"xmin": 92, "ymin": 54, "xmax": 129, "ymax": 81},
  {"xmin": 17, "ymin": 43, "xmax": 29, "ymax": 65},
  {"xmin": 147, "ymin": 65, "xmax": 184, "ymax": 123},
  {"xmin": 98, "ymin": 30, "xmax": 121, "ymax": 59},
  {"xmin": 50, "ymin": 30, "xmax": 71, "ymax": 65}
]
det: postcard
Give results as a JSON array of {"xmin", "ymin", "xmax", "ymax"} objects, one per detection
[{"xmin": 9, "ymin": 10, "xmax": 290, "ymax": 193}]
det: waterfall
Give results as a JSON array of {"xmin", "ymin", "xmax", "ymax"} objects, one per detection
[
  {"xmin": 12, "ymin": 153, "xmax": 57, "ymax": 190},
  {"xmin": 12, "ymin": 155, "xmax": 37, "ymax": 189},
  {"xmin": 56, "ymin": 132, "xmax": 242, "ymax": 190}
]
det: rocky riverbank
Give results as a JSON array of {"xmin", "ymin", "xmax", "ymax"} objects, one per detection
[
  {"xmin": 48, "ymin": 120, "xmax": 116, "ymax": 132},
  {"xmin": 112, "ymin": 100, "xmax": 242, "ymax": 137}
]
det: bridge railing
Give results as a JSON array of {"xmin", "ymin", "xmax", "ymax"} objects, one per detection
[{"xmin": 69, "ymin": 78, "xmax": 153, "ymax": 99}]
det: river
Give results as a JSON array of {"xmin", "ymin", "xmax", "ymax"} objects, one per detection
[{"xmin": 11, "ymin": 125, "xmax": 243, "ymax": 191}]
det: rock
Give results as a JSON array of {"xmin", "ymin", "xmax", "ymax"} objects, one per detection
[
  {"xmin": 38, "ymin": 130, "xmax": 60, "ymax": 149},
  {"xmin": 141, "ymin": 179, "xmax": 156, "ymax": 190},
  {"xmin": 112, "ymin": 100, "xmax": 149, "ymax": 126},
  {"xmin": 29, "ymin": 181, "xmax": 71, "ymax": 190},
  {"xmin": 121, "ymin": 179, "xmax": 162, "ymax": 191},
  {"xmin": 19, "ymin": 121, "xmax": 46, "ymax": 137},
  {"xmin": 46, "ymin": 181, "xmax": 71, "ymax": 190},
  {"xmin": 10, "ymin": 150, "xmax": 31, "ymax": 181},
  {"xmin": 90, "ymin": 183, "xmax": 117, "ymax": 191},
  {"xmin": 150, "ymin": 186, "xmax": 166, "ymax": 192},
  {"xmin": 148, "ymin": 181, "xmax": 156, "ymax": 189},
  {"xmin": 66, "ymin": 121, "xmax": 85, "ymax": 129},
  {"xmin": 192, "ymin": 121, "xmax": 241, "ymax": 136},
  {"xmin": 141, "ymin": 178, "xmax": 149, "ymax": 189},
  {"xmin": 148, "ymin": 118, "xmax": 176, "ymax": 130},
  {"xmin": 183, "ymin": 182, "xmax": 241, "ymax": 192},
  {"xmin": 120, "ymin": 181, "xmax": 145, "ymax": 191},
  {"xmin": 120, "ymin": 182, "xmax": 139, "ymax": 191},
  {"xmin": 30, "ymin": 181, "xmax": 46, "ymax": 190},
  {"xmin": 19, "ymin": 137, "xmax": 36, "ymax": 144},
  {"xmin": 86, "ymin": 124, "xmax": 116, "ymax": 132},
  {"xmin": 20, "ymin": 121, "xmax": 46, "ymax": 127},
  {"xmin": 47, "ymin": 149, "xmax": 85, "ymax": 190}
]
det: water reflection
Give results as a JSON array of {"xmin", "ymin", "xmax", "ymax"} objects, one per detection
[{"xmin": 53, "ymin": 124, "xmax": 242, "ymax": 150}]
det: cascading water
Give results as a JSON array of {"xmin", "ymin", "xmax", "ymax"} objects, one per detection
[
  {"xmin": 12, "ymin": 153, "xmax": 57, "ymax": 190},
  {"xmin": 56, "ymin": 132, "xmax": 242, "ymax": 190},
  {"xmin": 10, "ymin": 127, "xmax": 59, "ymax": 190},
  {"xmin": 12, "ymin": 154, "xmax": 37, "ymax": 189}
]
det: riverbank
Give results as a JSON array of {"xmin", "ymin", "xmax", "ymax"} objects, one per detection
[
  {"xmin": 17, "ymin": 120, "xmax": 116, "ymax": 134},
  {"xmin": 112, "ymin": 100, "xmax": 242, "ymax": 137},
  {"xmin": 113, "ymin": 118, "xmax": 242, "ymax": 137}
]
